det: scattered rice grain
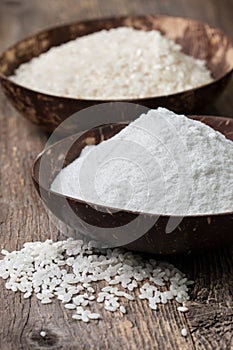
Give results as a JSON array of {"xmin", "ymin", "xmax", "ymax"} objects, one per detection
[
  {"xmin": 0, "ymin": 238, "xmax": 193, "ymax": 331},
  {"xmin": 181, "ymin": 328, "xmax": 188, "ymax": 337}
]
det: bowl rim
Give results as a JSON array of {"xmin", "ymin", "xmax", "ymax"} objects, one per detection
[
  {"xmin": 32, "ymin": 114, "xmax": 233, "ymax": 219},
  {"xmin": 1, "ymin": 14, "xmax": 233, "ymax": 102}
]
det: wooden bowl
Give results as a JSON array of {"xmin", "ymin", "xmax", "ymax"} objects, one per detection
[
  {"xmin": 1, "ymin": 15, "xmax": 233, "ymax": 133},
  {"xmin": 32, "ymin": 115, "xmax": 233, "ymax": 254}
]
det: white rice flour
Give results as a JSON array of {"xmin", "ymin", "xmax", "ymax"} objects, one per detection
[{"xmin": 52, "ymin": 108, "xmax": 233, "ymax": 215}]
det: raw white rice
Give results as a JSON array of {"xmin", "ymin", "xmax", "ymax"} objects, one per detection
[
  {"xmin": 40, "ymin": 331, "xmax": 47, "ymax": 337},
  {"xmin": 119, "ymin": 305, "xmax": 126, "ymax": 314},
  {"xmin": 0, "ymin": 238, "xmax": 193, "ymax": 323},
  {"xmin": 177, "ymin": 306, "xmax": 189, "ymax": 313},
  {"xmin": 181, "ymin": 328, "xmax": 188, "ymax": 337},
  {"xmin": 10, "ymin": 27, "xmax": 213, "ymax": 99}
]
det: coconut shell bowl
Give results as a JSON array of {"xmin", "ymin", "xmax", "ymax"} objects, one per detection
[
  {"xmin": 32, "ymin": 115, "xmax": 233, "ymax": 254},
  {"xmin": 0, "ymin": 15, "xmax": 233, "ymax": 133}
]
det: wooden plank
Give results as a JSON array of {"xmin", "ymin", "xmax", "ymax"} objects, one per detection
[{"xmin": 0, "ymin": 1, "xmax": 232, "ymax": 349}]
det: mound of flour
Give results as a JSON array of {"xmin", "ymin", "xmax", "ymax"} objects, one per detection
[{"xmin": 51, "ymin": 108, "xmax": 233, "ymax": 215}]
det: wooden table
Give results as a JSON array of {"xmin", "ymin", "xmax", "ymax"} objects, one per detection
[{"xmin": 0, "ymin": 1, "xmax": 232, "ymax": 349}]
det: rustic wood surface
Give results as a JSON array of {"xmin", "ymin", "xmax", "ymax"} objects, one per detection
[{"xmin": 0, "ymin": 1, "xmax": 232, "ymax": 349}]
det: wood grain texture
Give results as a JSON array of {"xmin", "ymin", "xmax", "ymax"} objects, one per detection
[{"xmin": 0, "ymin": 1, "xmax": 232, "ymax": 349}]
